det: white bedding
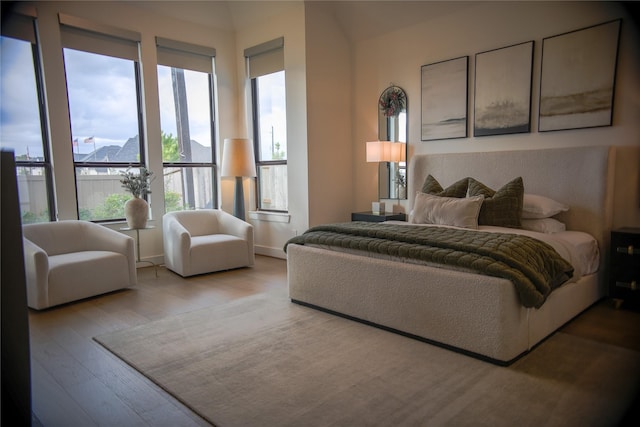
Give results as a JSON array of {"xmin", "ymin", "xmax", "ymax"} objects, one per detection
[{"xmin": 476, "ymin": 226, "xmax": 600, "ymax": 278}]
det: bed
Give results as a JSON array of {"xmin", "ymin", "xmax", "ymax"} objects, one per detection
[{"xmin": 286, "ymin": 146, "xmax": 615, "ymax": 365}]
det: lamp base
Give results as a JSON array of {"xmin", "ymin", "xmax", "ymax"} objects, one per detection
[{"xmin": 233, "ymin": 176, "xmax": 245, "ymax": 221}]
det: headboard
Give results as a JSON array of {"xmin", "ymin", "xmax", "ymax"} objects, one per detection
[{"xmin": 408, "ymin": 146, "xmax": 615, "ymax": 249}]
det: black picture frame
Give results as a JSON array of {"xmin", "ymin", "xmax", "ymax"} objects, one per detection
[
  {"xmin": 538, "ymin": 19, "xmax": 621, "ymax": 132},
  {"xmin": 474, "ymin": 41, "xmax": 534, "ymax": 137},
  {"xmin": 421, "ymin": 56, "xmax": 468, "ymax": 141}
]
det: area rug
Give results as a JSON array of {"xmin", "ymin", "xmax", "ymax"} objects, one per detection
[{"xmin": 95, "ymin": 294, "xmax": 640, "ymax": 426}]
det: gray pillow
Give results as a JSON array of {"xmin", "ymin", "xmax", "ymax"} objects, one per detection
[
  {"xmin": 467, "ymin": 177, "xmax": 524, "ymax": 228},
  {"xmin": 421, "ymin": 175, "xmax": 469, "ymax": 198}
]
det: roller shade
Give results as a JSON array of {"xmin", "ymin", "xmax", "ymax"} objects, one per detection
[
  {"xmin": 59, "ymin": 13, "xmax": 140, "ymax": 61},
  {"xmin": 1, "ymin": 12, "xmax": 36, "ymax": 43},
  {"xmin": 244, "ymin": 37, "xmax": 284, "ymax": 79},
  {"xmin": 156, "ymin": 37, "xmax": 215, "ymax": 74}
]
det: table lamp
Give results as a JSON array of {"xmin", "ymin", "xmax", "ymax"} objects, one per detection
[
  {"xmin": 221, "ymin": 138, "xmax": 257, "ymax": 221},
  {"xmin": 366, "ymin": 141, "xmax": 406, "ymax": 214},
  {"xmin": 366, "ymin": 140, "xmax": 392, "ymax": 214}
]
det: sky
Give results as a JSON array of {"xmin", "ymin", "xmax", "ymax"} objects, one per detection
[
  {"xmin": 256, "ymin": 71, "xmax": 287, "ymax": 161},
  {"xmin": 0, "ymin": 36, "xmax": 44, "ymax": 157}
]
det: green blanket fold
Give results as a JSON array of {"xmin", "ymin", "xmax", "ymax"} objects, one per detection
[{"xmin": 285, "ymin": 222, "xmax": 574, "ymax": 308}]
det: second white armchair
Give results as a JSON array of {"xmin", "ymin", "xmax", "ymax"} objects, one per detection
[{"xmin": 162, "ymin": 209, "xmax": 254, "ymax": 277}]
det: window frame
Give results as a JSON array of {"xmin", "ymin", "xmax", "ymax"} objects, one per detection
[
  {"xmin": 24, "ymin": 40, "xmax": 56, "ymax": 221},
  {"xmin": 251, "ymin": 73, "xmax": 287, "ymax": 213},
  {"xmin": 60, "ymin": 21, "xmax": 146, "ymax": 223},
  {"xmin": 157, "ymin": 38, "xmax": 218, "ymax": 213},
  {"xmin": 160, "ymin": 71, "xmax": 218, "ymax": 211},
  {"xmin": 1, "ymin": 16, "xmax": 56, "ymax": 222},
  {"xmin": 67, "ymin": 54, "xmax": 147, "ymax": 223}
]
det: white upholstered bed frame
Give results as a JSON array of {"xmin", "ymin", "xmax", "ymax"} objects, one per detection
[{"xmin": 287, "ymin": 146, "xmax": 615, "ymax": 364}]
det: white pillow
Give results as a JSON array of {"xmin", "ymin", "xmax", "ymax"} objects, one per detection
[
  {"xmin": 522, "ymin": 194, "xmax": 569, "ymax": 219},
  {"xmin": 521, "ymin": 218, "xmax": 566, "ymax": 234},
  {"xmin": 410, "ymin": 192, "xmax": 484, "ymax": 229}
]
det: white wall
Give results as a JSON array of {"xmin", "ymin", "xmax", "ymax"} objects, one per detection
[
  {"xmin": 351, "ymin": 1, "xmax": 640, "ymax": 228},
  {"xmin": 304, "ymin": 2, "xmax": 354, "ymax": 227},
  {"xmin": 236, "ymin": 2, "xmax": 354, "ymax": 257},
  {"xmin": 235, "ymin": 2, "xmax": 309, "ymax": 258}
]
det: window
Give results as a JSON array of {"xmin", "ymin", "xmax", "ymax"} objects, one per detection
[
  {"xmin": 60, "ymin": 16, "xmax": 144, "ymax": 222},
  {"xmin": 0, "ymin": 14, "xmax": 56, "ymax": 223},
  {"xmin": 252, "ymin": 71, "xmax": 287, "ymax": 211},
  {"xmin": 246, "ymin": 38, "xmax": 287, "ymax": 212},
  {"xmin": 157, "ymin": 38, "xmax": 217, "ymax": 212}
]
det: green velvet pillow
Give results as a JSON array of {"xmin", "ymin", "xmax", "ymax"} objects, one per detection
[
  {"xmin": 467, "ymin": 177, "xmax": 524, "ymax": 228},
  {"xmin": 421, "ymin": 175, "xmax": 469, "ymax": 198}
]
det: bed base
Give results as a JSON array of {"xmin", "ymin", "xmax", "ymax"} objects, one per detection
[
  {"xmin": 291, "ymin": 298, "xmax": 522, "ymax": 366},
  {"xmin": 287, "ymin": 244, "xmax": 602, "ymax": 365}
]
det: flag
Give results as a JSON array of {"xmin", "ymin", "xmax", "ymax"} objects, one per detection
[
  {"xmin": 84, "ymin": 136, "xmax": 95, "ymax": 144},
  {"xmin": 72, "ymin": 138, "xmax": 78, "ymax": 147}
]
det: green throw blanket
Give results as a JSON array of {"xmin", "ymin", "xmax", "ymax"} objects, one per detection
[{"xmin": 285, "ymin": 222, "xmax": 574, "ymax": 308}]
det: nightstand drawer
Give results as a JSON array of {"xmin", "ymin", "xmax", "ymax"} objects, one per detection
[
  {"xmin": 612, "ymin": 232, "xmax": 640, "ymax": 257},
  {"xmin": 610, "ymin": 228, "xmax": 640, "ymax": 310},
  {"xmin": 613, "ymin": 280, "xmax": 638, "ymax": 291},
  {"xmin": 614, "ymin": 245, "xmax": 640, "ymax": 256}
]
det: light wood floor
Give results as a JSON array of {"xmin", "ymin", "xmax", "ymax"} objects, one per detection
[
  {"xmin": 29, "ymin": 255, "xmax": 288, "ymax": 427},
  {"xmin": 28, "ymin": 255, "xmax": 640, "ymax": 426}
]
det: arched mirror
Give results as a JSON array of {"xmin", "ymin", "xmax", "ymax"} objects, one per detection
[{"xmin": 378, "ymin": 85, "xmax": 408, "ymax": 199}]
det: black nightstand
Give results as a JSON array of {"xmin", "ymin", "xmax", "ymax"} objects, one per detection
[
  {"xmin": 610, "ymin": 227, "xmax": 640, "ymax": 310},
  {"xmin": 351, "ymin": 211, "xmax": 406, "ymax": 222}
]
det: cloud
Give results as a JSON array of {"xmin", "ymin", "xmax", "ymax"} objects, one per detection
[{"xmin": 65, "ymin": 49, "xmax": 140, "ymax": 146}]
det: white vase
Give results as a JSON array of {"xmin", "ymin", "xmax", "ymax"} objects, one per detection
[
  {"xmin": 124, "ymin": 197, "xmax": 148, "ymax": 229},
  {"xmin": 399, "ymin": 186, "xmax": 407, "ymax": 199}
]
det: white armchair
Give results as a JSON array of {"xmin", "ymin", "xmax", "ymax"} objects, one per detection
[
  {"xmin": 163, "ymin": 209, "xmax": 254, "ymax": 277},
  {"xmin": 22, "ymin": 220, "xmax": 137, "ymax": 310}
]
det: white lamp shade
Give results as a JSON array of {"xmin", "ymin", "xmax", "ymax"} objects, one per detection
[
  {"xmin": 366, "ymin": 141, "xmax": 405, "ymax": 163},
  {"xmin": 221, "ymin": 138, "xmax": 257, "ymax": 177},
  {"xmin": 389, "ymin": 142, "xmax": 406, "ymax": 163},
  {"xmin": 366, "ymin": 141, "xmax": 390, "ymax": 162}
]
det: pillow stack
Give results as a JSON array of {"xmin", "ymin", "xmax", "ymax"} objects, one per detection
[
  {"xmin": 520, "ymin": 194, "xmax": 569, "ymax": 233},
  {"xmin": 411, "ymin": 174, "xmax": 569, "ymax": 233},
  {"xmin": 522, "ymin": 193, "xmax": 569, "ymax": 219}
]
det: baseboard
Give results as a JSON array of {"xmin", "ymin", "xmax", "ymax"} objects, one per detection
[
  {"xmin": 138, "ymin": 249, "xmax": 285, "ymax": 268},
  {"xmin": 255, "ymin": 245, "xmax": 286, "ymax": 259},
  {"xmin": 139, "ymin": 254, "xmax": 164, "ymax": 266}
]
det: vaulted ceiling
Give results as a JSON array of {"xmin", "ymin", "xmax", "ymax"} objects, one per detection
[{"xmin": 126, "ymin": 1, "xmax": 474, "ymax": 43}]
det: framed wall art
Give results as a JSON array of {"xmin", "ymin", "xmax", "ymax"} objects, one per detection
[
  {"xmin": 421, "ymin": 56, "xmax": 468, "ymax": 141},
  {"xmin": 539, "ymin": 19, "xmax": 621, "ymax": 132},
  {"xmin": 474, "ymin": 41, "xmax": 534, "ymax": 137}
]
